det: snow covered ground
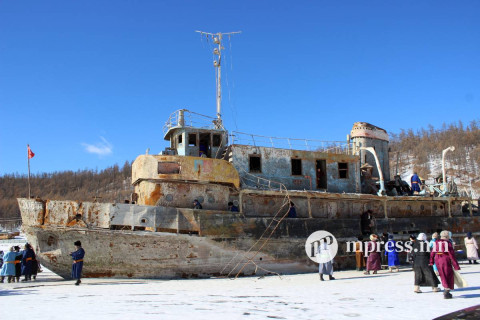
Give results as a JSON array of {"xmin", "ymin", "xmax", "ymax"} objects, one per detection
[{"xmin": 1, "ymin": 264, "xmax": 479, "ymax": 320}]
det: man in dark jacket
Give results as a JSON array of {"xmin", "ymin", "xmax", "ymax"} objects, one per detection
[
  {"xmin": 70, "ymin": 240, "xmax": 85, "ymax": 286},
  {"xmin": 21, "ymin": 243, "xmax": 35, "ymax": 281}
]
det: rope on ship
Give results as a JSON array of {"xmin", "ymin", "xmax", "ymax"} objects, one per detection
[{"xmin": 221, "ymin": 169, "xmax": 292, "ymax": 279}]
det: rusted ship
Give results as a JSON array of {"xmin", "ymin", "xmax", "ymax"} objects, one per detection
[{"xmin": 18, "ymin": 32, "xmax": 478, "ymax": 279}]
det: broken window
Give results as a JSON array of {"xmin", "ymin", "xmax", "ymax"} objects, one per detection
[
  {"xmin": 158, "ymin": 162, "xmax": 180, "ymax": 174},
  {"xmin": 338, "ymin": 162, "xmax": 348, "ymax": 179},
  {"xmin": 213, "ymin": 134, "xmax": 221, "ymax": 147},
  {"xmin": 178, "ymin": 134, "xmax": 183, "ymax": 145},
  {"xmin": 249, "ymin": 155, "xmax": 261, "ymax": 173},
  {"xmin": 291, "ymin": 158, "xmax": 302, "ymax": 176},
  {"xmin": 188, "ymin": 133, "xmax": 197, "ymax": 146}
]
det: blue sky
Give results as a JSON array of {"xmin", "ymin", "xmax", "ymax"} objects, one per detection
[{"xmin": 1, "ymin": 1, "xmax": 478, "ymax": 175}]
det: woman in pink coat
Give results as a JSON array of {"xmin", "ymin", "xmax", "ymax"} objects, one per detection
[
  {"xmin": 364, "ymin": 234, "xmax": 381, "ymax": 275},
  {"xmin": 429, "ymin": 230, "xmax": 460, "ymax": 299}
]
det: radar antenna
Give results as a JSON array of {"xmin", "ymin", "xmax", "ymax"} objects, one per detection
[{"xmin": 195, "ymin": 30, "xmax": 241, "ymax": 129}]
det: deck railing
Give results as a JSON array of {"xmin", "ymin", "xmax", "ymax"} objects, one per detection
[
  {"xmin": 163, "ymin": 109, "xmax": 218, "ymax": 134},
  {"xmin": 229, "ymin": 131, "xmax": 352, "ymax": 154}
]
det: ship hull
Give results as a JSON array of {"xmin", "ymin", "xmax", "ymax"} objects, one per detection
[
  {"xmin": 18, "ymin": 195, "xmax": 479, "ymax": 279},
  {"xmin": 22, "ymin": 225, "xmax": 316, "ymax": 279}
]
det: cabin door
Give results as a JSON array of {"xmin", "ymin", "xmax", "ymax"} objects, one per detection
[
  {"xmin": 199, "ymin": 133, "xmax": 211, "ymax": 157},
  {"xmin": 316, "ymin": 160, "xmax": 327, "ymax": 189}
]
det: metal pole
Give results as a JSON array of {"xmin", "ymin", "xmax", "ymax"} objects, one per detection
[
  {"xmin": 27, "ymin": 146, "xmax": 31, "ymax": 199},
  {"xmin": 195, "ymin": 30, "xmax": 241, "ymax": 128}
]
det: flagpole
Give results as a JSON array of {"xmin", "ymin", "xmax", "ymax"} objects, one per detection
[{"xmin": 27, "ymin": 144, "xmax": 31, "ymax": 199}]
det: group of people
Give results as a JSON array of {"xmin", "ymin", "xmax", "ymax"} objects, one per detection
[
  {"xmin": 192, "ymin": 199, "xmax": 240, "ymax": 212},
  {"xmin": 0, "ymin": 240, "xmax": 85, "ymax": 286},
  {"xmin": 355, "ymin": 230, "xmax": 478, "ymax": 299},
  {"xmin": 0, "ymin": 243, "xmax": 40, "ymax": 283}
]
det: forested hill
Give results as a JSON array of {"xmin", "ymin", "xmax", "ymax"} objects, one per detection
[
  {"xmin": 389, "ymin": 120, "xmax": 480, "ymax": 198},
  {"xmin": 0, "ymin": 161, "xmax": 133, "ymax": 220}
]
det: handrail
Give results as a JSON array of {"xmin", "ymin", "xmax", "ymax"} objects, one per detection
[{"xmin": 230, "ymin": 131, "xmax": 351, "ymax": 154}]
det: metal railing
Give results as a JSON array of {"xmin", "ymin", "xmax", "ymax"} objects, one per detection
[
  {"xmin": 163, "ymin": 109, "xmax": 219, "ymax": 134},
  {"xmin": 229, "ymin": 131, "xmax": 351, "ymax": 154}
]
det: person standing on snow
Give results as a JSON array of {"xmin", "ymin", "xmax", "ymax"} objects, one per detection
[
  {"xmin": 429, "ymin": 230, "xmax": 460, "ymax": 299},
  {"xmin": 70, "ymin": 241, "xmax": 85, "ymax": 286}
]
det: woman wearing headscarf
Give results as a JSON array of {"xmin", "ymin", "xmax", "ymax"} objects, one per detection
[
  {"xmin": 430, "ymin": 230, "xmax": 460, "ymax": 299},
  {"xmin": 464, "ymin": 232, "xmax": 478, "ymax": 264},
  {"xmin": 385, "ymin": 234, "xmax": 399, "ymax": 272},
  {"xmin": 364, "ymin": 234, "xmax": 381, "ymax": 275},
  {"xmin": 411, "ymin": 233, "xmax": 440, "ymax": 293},
  {"xmin": 429, "ymin": 233, "xmax": 439, "ymax": 275}
]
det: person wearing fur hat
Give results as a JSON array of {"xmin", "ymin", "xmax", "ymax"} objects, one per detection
[
  {"xmin": 364, "ymin": 234, "xmax": 381, "ymax": 275},
  {"xmin": 385, "ymin": 234, "xmax": 399, "ymax": 272},
  {"xmin": 412, "ymin": 233, "xmax": 440, "ymax": 293},
  {"xmin": 429, "ymin": 230, "xmax": 460, "ymax": 299},
  {"xmin": 464, "ymin": 232, "xmax": 478, "ymax": 264},
  {"xmin": 70, "ymin": 241, "xmax": 85, "ymax": 286}
]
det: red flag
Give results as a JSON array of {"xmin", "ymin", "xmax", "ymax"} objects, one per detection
[{"xmin": 28, "ymin": 145, "xmax": 35, "ymax": 159}]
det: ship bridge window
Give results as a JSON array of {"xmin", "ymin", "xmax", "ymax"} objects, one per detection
[
  {"xmin": 188, "ymin": 134, "xmax": 197, "ymax": 146},
  {"xmin": 291, "ymin": 158, "xmax": 302, "ymax": 176},
  {"xmin": 249, "ymin": 155, "xmax": 261, "ymax": 173},
  {"xmin": 178, "ymin": 134, "xmax": 183, "ymax": 145},
  {"xmin": 338, "ymin": 162, "xmax": 349, "ymax": 179},
  {"xmin": 213, "ymin": 134, "xmax": 221, "ymax": 147}
]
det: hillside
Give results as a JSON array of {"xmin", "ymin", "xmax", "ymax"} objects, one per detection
[
  {"xmin": 389, "ymin": 120, "xmax": 480, "ymax": 199},
  {"xmin": 0, "ymin": 161, "xmax": 133, "ymax": 223}
]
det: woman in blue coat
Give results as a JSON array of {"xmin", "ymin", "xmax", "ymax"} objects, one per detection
[
  {"xmin": 70, "ymin": 240, "xmax": 85, "ymax": 285},
  {"xmin": 385, "ymin": 235, "xmax": 400, "ymax": 272},
  {"xmin": 0, "ymin": 247, "xmax": 18, "ymax": 283}
]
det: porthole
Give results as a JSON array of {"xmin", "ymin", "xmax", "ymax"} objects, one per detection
[
  {"xmin": 208, "ymin": 196, "xmax": 215, "ymax": 204},
  {"xmin": 141, "ymin": 218, "xmax": 147, "ymax": 224},
  {"xmin": 47, "ymin": 235, "xmax": 57, "ymax": 246},
  {"xmin": 165, "ymin": 194, "xmax": 173, "ymax": 202}
]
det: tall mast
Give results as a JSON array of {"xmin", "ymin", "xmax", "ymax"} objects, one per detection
[{"xmin": 196, "ymin": 30, "xmax": 241, "ymax": 129}]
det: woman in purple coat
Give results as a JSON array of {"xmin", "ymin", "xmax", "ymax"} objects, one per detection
[
  {"xmin": 364, "ymin": 234, "xmax": 381, "ymax": 275},
  {"xmin": 430, "ymin": 230, "xmax": 460, "ymax": 299}
]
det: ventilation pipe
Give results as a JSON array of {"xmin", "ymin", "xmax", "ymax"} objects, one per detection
[
  {"xmin": 442, "ymin": 146, "xmax": 455, "ymax": 194},
  {"xmin": 359, "ymin": 147, "xmax": 385, "ymax": 196}
]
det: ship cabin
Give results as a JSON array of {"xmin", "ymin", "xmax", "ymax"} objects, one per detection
[
  {"xmin": 162, "ymin": 109, "xmax": 228, "ymax": 159},
  {"xmin": 131, "ymin": 110, "xmax": 391, "ymax": 209}
]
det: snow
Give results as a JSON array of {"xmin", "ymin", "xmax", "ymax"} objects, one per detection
[{"xmin": 1, "ymin": 263, "xmax": 479, "ymax": 320}]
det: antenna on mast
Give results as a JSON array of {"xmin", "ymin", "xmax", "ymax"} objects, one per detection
[{"xmin": 195, "ymin": 30, "xmax": 241, "ymax": 129}]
